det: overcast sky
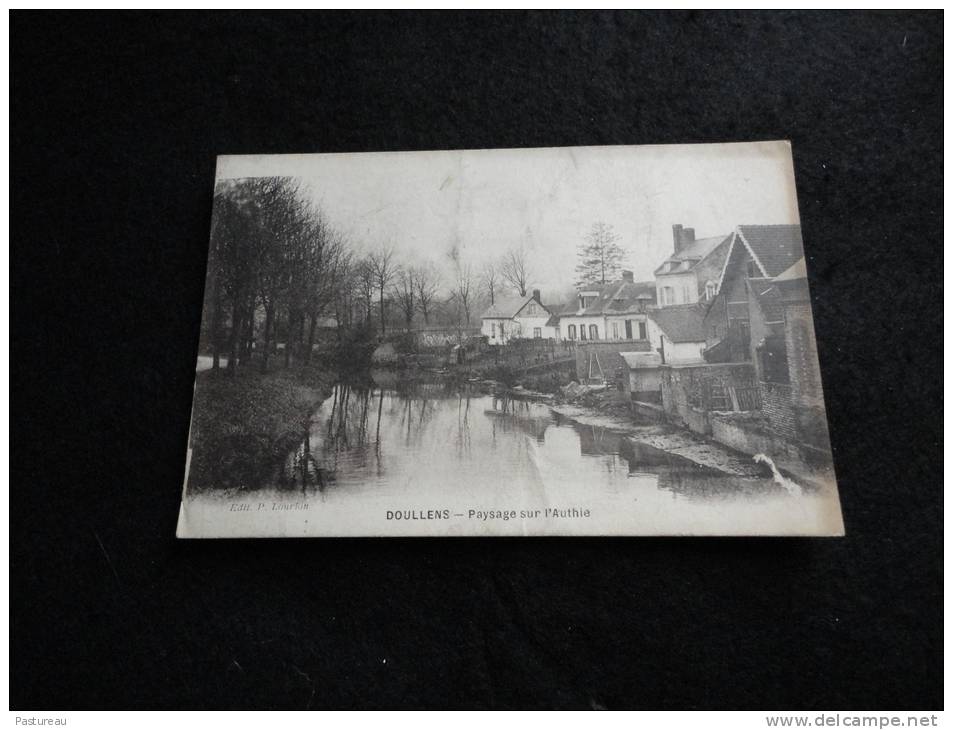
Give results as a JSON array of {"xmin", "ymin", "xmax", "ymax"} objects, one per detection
[{"xmin": 217, "ymin": 141, "xmax": 800, "ymax": 303}]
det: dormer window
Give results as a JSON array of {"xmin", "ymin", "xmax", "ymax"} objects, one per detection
[
  {"xmin": 705, "ymin": 281, "xmax": 717, "ymax": 300},
  {"xmin": 746, "ymin": 260, "xmax": 761, "ymax": 278}
]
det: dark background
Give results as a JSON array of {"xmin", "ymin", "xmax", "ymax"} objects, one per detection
[{"xmin": 11, "ymin": 11, "xmax": 942, "ymax": 709}]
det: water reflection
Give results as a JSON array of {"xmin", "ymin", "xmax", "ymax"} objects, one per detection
[{"xmin": 274, "ymin": 382, "xmax": 786, "ymax": 506}]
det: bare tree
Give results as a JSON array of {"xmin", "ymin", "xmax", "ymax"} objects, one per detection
[
  {"xmin": 368, "ymin": 246, "xmax": 397, "ymax": 337},
  {"xmin": 480, "ymin": 261, "xmax": 499, "ymax": 306},
  {"xmin": 354, "ymin": 258, "xmax": 375, "ymax": 324},
  {"xmin": 414, "ymin": 263, "xmax": 440, "ymax": 325},
  {"xmin": 448, "ymin": 245, "xmax": 475, "ymax": 327},
  {"xmin": 500, "ymin": 245, "xmax": 530, "ymax": 297},
  {"xmin": 392, "ymin": 267, "xmax": 417, "ymax": 329}
]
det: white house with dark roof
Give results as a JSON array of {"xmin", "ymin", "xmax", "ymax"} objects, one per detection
[
  {"xmin": 480, "ymin": 289, "xmax": 556, "ymax": 345},
  {"xmin": 555, "ymin": 270, "xmax": 657, "ymax": 342},
  {"xmin": 654, "ymin": 224, "xmax": 733, "ymax": 307},
  {"xmin": 646, "ymin": 304, "xmax": 708, "ymax": 364}
]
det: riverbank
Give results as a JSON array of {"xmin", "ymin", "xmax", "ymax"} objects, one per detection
[
  {"xmin": 186, "ymin": 362, "xmax": 336, "ymax": 492},
  {"xmin": 502, "ymin": 384, "xmax": 834, "ymax": 489},
  {"xmin": 548, "ymin": 402, "xmax": 763, "ymax": 478}
]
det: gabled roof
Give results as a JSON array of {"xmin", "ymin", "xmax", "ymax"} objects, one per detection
[
  {"xmin": 481, "ymin": 294, "xmax": 550, "ymax": 320},
  {"xmin": 648, "ymin": 304, "xmax": 707, "ymax": 343},
  {"xmin": 746, "ymin": 278, "xmax": 784, "ymax": 323},
  {"xmin": 562, "ymin": 278, "xmax": 657, "ymax": 317},
  {"xmin": 542, "ymin": 302, "xmax": 573, "ymax": 327},
  {"xmin": 654, "ymin": 234, "xmax": 732, "ymax": 276},
  {"xmin": 736, "ymin": 225, "xmax": 805, "ymax": 278}
]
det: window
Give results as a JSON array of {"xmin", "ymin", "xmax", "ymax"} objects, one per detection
[
  {"xmin": 661, "ymin": 287, "xmax": 674, "ymax": 305},
  {"xmin": 705, "ymin": 281, "xmax": 717, "ymax": 300},
  {"xmin": 612, "ymin": 322, "xmax": 619, "ymax": 339},
  {"xmin": 638, "ymin": 322, "xmax": 647, "ymax": 340},
  {"xmin": 683, "ymin": 286, "xmax": 691, "ymax": 303},
  {"xmin": 580, "ymin": 326, "xmax": 588, "ymax": 341},
  {"xmin": 568, "ymin": 324, "xmax": 576, "ymax": 340},
  {"xmin": 533, "ymin": 327, "xmax": 542, "ymax": 339},
  {"xmin": 589, "ymin": 324, "xmax": 599, "ymax": 340},
  {"xmin": 746, "ymin": 260, "xmax": 761, "ymax": 278},
  {"xmin": 491, "ymin": 323, "xmax": 496, "ymax": 338}
]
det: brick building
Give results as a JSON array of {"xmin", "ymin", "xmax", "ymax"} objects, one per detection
[
  {"xmin": 702, "ymin": 225, "xmax": 806, "ymax": 363},
  {"xmin": 772, "ymin": 258, "xmax": 830, "ymax": 452}
]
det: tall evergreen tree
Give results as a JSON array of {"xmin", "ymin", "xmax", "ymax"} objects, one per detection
[{"xmin": 575, "ymin": 222, "xmax": 626, "ymax": 286}]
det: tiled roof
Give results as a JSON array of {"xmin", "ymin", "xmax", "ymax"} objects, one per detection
[
  {"xmin": 654, "ymin": 234, "xmax": 731, "ymax": 276},
  {"xmin": 746, "ymin": 278, "xmax": 784, "ymax": 323},
  {"xmin": 648, "ymin": 304, "xmax": 707, "ymax": 343},
  {"xmin": 563, "ymin": 278, "xmax": 657, "ymax": 317},
  {"xmin": 737, "ymin": 225, "xmax": 805, "ymax": 277}
]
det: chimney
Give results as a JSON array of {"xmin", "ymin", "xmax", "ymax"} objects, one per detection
[
  {"xmin": 672, "ymin": 224, "xmax": 696, "ymax": 253},
  {"xmin": 621, "ymin": 270, "xmax": 634, "ymax": 283},
  {"xmin": 532, "ymin": 288, "xmax": 541, "ymax": 302}
]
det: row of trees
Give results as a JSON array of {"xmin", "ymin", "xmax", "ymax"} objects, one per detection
[
  {"xmin": 204, "ymin": 177, "xmax": 351, "ymax": 374},
  {"xmin": 201, "ymin": 178, "xmax": 546, "ymax": 374},
  {"xmin": 202, "ymin": 176, "xmax": 629, "ymax": 375}
]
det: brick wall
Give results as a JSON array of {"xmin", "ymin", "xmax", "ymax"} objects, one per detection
[
  {"xmin": 783, "ymin": 302, "xmax": 824, "ymax": 408},
  {"xmin": 761, "ymin": 380, "xmax": 796, "ymax": 439}
]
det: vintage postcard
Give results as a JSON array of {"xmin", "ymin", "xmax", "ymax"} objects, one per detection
[{"xmin": 177, "ymin": 141, "xmax": 844, "ymax": 538}]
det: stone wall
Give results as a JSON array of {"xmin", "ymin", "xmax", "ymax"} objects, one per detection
[
  {"xmin": 658, "ymin": 362, "xmax": 758, "ymax": 436},
  {"xmin": 576, "ymin": 340, "xmax": 651, "ymax": 384},
  {"xmin": 710, "ymin": 414, "xmax": 801, "ymax": 462}
]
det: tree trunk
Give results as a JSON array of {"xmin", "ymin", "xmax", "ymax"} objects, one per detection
[
  {"xmin": 210, "ymin": 274, "xmax": 222, "ymax": 370},
  {"xmin": 226, "ymin": 300, "xmax": 240, "ymax": 376},
  {"xmin": 306, "ymin": 312, "xmax": 318, "ymax": 362},
  {"xmin": 243, "ymin": 308, "xmax": 254, "ymax": 363},
  {"xmin": 285, "ymin": 310, "xmax": 294, "ymax": 368},
  {"xmin": 378, "ymin": 286, "xmax": 386, "ymax": 337},
  {"xmin": 261, "ymin": 304, "xmax": 274, "ymax": 373}
]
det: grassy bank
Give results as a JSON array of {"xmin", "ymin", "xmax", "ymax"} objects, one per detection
[{"xmin": 186, "ymin": 362, "xmax": 336, "ymax": 493}]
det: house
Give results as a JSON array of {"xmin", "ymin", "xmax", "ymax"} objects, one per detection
[
  {"xmin": 654, "ymin": 224, "xmax": 732, "ymax": 307},
  {"xmin": 480, "ymin": 289, "xmax": 556, "ymax": 345},
  {"xmin": 702, "ymin": 224, "xmax": 806, "ymax": 363},
  {"xmin": 557, "ymin": 270, "xmax": 656, "ymax": 342},
  {"xmin": 620, "ymin": 351, "xmax": 664, "ymax": 402},
  {"xmin": 646, "ymin": 304, "xmax": 708, "ymax": 364}
]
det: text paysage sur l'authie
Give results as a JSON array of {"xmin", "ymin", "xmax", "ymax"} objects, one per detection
[
  {"xmin": 386, "ymin": 508, "xmax": 592, "ymax": 521},
  {"xmin": 224, "ymin": 504, "xmax": 592, "ymax": 521}
]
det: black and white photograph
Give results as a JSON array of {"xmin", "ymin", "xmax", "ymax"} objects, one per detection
[{"xmin": 178, "ymin": 142, "xmax": 843, "ymax": 537}]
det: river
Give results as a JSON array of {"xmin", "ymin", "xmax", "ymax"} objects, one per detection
[{"xmin": 216, "ymin": 378, "xmax": 842, "ymax": 536}]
